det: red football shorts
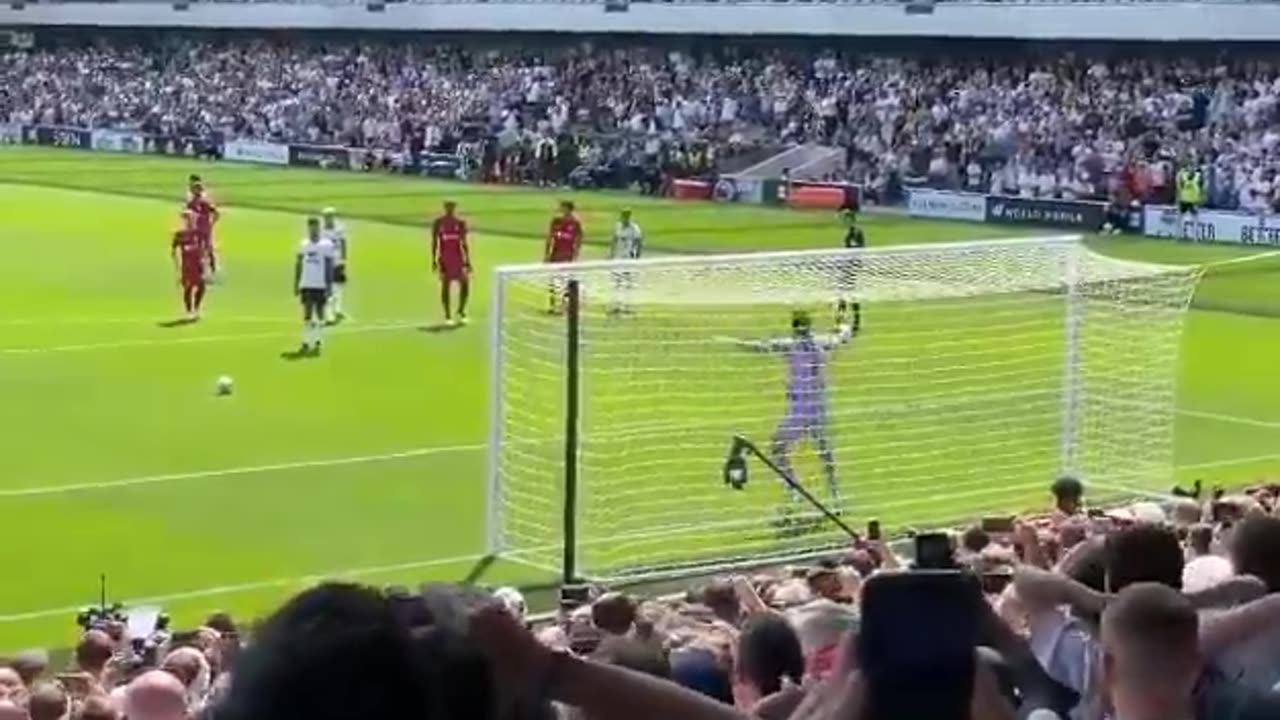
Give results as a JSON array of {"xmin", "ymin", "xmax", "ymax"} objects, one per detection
[
  {"xmin": 438, "ymin": 257, "xmax": 467, "ymax": 282},
  {"xmin": 181, "ymin": 271, "xmax": 205, "ymax": 288}
]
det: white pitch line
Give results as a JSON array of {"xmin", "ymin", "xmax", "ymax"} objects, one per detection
[
  {"xmin": 0, "ymin": 443, "xmax": 485, "ymax": 498},
  {"xmin": 0, "ymin": 553, "xmax": 486, "ymax": 623},
  {"xmin": 0, "ymin": 322, "xmax": 421, "ymax": 355},
  {"xmin": 1177, "ymin": 408, "xmax": 1280, "ymax": 430}
]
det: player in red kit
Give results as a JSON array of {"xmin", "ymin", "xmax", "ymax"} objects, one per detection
[
  {"xmin": 545, "ymin": 200, "xmax": 584, "ymax": 313},
  {"xmin": 432, "ymin": 201, "xmax": 472, "ymax": 326},
  {"xmin": 186, "ymin": 174, "xmax": 221, "ymax": 278},
  {"xmin": 172, "ymin": 211, "xmax": 207, "ymax": 320}
]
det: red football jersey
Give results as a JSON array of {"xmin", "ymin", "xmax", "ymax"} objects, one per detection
[
  {"xmin": 547, "ymin": 217, "xmax": 582, "ymax": 260},
  {"xmin": 432, "ymin": 216, "xmax": 469, "ymax": 263},
  {"xmin": 172, "ymin": 230, "xmax": 204, "ymax": 275},
  {"xmin": 186, "ymin": 192, "xmax": 218, "ymax": 234}
]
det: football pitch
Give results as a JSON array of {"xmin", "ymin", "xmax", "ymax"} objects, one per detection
[{"xmin": 1, "ymin": 145, "xmax": 1278, "ymax": 649}]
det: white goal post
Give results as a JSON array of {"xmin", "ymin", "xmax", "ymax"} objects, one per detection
[{"xmin": 486, "ymin": 236, "xmax": 1203, "ymax": 582}]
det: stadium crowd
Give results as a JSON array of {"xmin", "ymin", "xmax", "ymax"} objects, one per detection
[
  {"xmin": 4, "ymin": 478, "xmax": 1280, "ymax": 720},
  {"xmin": 4, "ymin": 40, "xmax": 1280, "ymax": 207}
]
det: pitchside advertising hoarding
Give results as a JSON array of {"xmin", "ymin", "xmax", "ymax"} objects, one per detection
[
  {"xmin": 984, "ymin": 195, "xmax": 1107, "ymax": 230},
  {"xmin": 288, "ymin": 144, "xmax": 350, "ymax": 169},
  {"xmin": 1142, "ymin": 205, "xmax": 1280, "ymax": 246},
  {"xmin": 22, "ymin": 124, "xmax": 90, "ymax": 149},
  {"xmin": 224, "ymin": 139, "xmax": 289, "ymax": 166},
  {"xmin": 90, "ymin": 129, "xmax": 144, "ymax": 154},
  {"xmin": 907, "ymin": 188, "xmax": 987, "ymax": 222}
]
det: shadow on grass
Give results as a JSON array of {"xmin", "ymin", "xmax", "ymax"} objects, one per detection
[
  {"xmin": 419, "ymin": 323, "xmax": 463, "ymax": 334},
  {"xmin": 157, "ymin": 317, "xmax": 198, "ymax": 328}
]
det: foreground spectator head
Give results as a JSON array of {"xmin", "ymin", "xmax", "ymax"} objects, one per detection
[
  {"xmin": 0, "ymin": 669, "xmax": 21, "ymax": 703},
  {"xmin": 1105, "ymin": 524, "xmax": 1184, "ymax": 592},
  {"xmin": 699, "ymin": 580, "xmax": 741, "ymax": 626},
  {"xmin": 1229, "ymin": 514, "xmax": 1280, "ymax": 592},
  {"xmin": 217, "ymin": 582, "xmax": 493, "ymax": 720},
  {"xmin": 123, "ymin": 672, "xmax": 186, "ymax": 720},
  {"xmin": 27, "ymin": 683, "xmax": 66, "ymax": 720},
  {"xmin": 75, "ymin": 631, "xmax": 113, "ymax": 677},
  {"xmin": 202, "ymin": 612, "xmax": 237, "ymax": 637},
  {"xmin": 159, "ymin": 647, "xmax": 209, "ymax": 705},
  {"xmin": 75, "ymin": 695, "xmax": 117, "ymax": 720},
  {"xmin": 732, "ymin": 613, "xmax": 804, "ymax": 710},
  {"xmin": 787, "ymin": 599, "xmax": 858, "ymax": 681},
  {"xmin": 590, "ymin": 593, "xmax": 636, "ymax": 636},
  {"xmin": 960, "ymin": 526, "xmax": 990, "ymax": 554},
  {"xmin": 1052, "ymin": 476, "xmax": 1084, "ymax": 515},
  {"xmin": 1101, "ymin": 583, "xmax": 1200, "ymax": 720},
  {"xmin": 491, "ymin": 587, "xmax": 527, "ymax": 625},
  {"xmin": 11, "ymin": 650, "xmax": 48, "ymax": 687},
  {"xmin": 669, "ymin": 648, "xmax": 732, "ymax": 704},
  {"xmin": 1187, "ymin": 523, "xmax": 1214, "ymax": 556}
]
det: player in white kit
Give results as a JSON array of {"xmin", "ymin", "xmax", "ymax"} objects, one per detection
[
  {"xmin": 321, "ymin": 207, "xmax": 349, "ymax": 323},
  {"xmin": 293, "ymin": 217, "xmax": 336, "ymax": 356},
  {"xmin": 609, "ymin": 208, "xmax": 643, "ymax": 315}
]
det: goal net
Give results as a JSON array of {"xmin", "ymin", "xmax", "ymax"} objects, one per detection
[{"xmin": 487, "ymin": 237, "xmax": 1202, "ymax": 581}]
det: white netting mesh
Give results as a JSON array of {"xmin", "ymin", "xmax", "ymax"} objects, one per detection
[{"xmin": 488, "ymin": 237, "xmax": 1202, "ymax": 580}]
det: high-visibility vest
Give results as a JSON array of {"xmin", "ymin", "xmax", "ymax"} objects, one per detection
[{"xmin": 1178, "ymin": 169, "xmax": 1203, "ymax": 205}]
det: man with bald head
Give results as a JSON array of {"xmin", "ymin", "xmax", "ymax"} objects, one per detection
[
  {"xmin": 125, "ymin": 671, "xmax": 187, "ymax": 720},
  {"xmin": 75, "ymin": 631, "xmax": 114, "ymax": 686},
  {"xmin": 1100, "ymin": 583, "xmax": 1200, "ymax": 720},
  {"xmin": 26, "ymin": 683, "xmax": 66, "ymax": 720}
]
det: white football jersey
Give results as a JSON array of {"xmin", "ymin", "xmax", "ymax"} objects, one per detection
[
  {"xmin": 611, "ymin": 221, "xmax": 643, "ymax": 260},
  {"xmin": 323, "ymin": 221, "xmax": 348, "ymax": 264},
  {"xmin": 297, "ymin": 237, "xmax": 336, "ymax": 289}
]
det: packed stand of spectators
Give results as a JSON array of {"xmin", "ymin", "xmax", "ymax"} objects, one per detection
[
  {"xmin": 5, "ymin": 474, "xmax": 1280, "ymax": 720},
  {"xmin": 5, "ymin": 39, "xmax": 1280, "ymax": 208}
]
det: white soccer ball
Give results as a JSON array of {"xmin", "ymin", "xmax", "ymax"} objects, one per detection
[{"xmin": 216, "ymin": 376, "xmax": 234, "ymax": 396}]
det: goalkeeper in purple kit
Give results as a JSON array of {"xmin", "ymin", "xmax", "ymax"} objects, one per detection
[{"xmin": 735, "ymin": 302, "xmax": 856, "ymax": 512}]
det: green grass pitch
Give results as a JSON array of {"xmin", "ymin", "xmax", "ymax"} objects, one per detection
[{"xmin": 0, "ymin": 145, "xmax": 1277, "ymax": 649}]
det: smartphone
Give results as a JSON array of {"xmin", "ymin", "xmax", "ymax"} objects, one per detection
[
  {"xmin": 867, "ymin": 519, "xmax": 881, "ymax": 541},
  {"xmin": 858, "ymin": 571, "xmax": 982, "ymax": 716},
  {"xmin": 559, "ymin": 584, "xmax": 591, "ymax": 612},
  {"xmin": 980, "ymin": 516, "xmax": 1015, "ymax": 534},
  {"xmin": 914, "ymin": 532, "xmax": 955, "ymax": 570}
]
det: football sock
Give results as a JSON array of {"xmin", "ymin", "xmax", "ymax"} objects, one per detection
[
  {"xmin": 331, "ymin": 286, "xmax": 344, "ymax": 317},
  {"xmin": 193, "ymin": 285, "xmax": 206, "ymax": 313},
  {"xmin": 458, "ymin": 280, "xmax": 470, "ymax": 317},
  {"xmin": 441, "ymin": 284, "xmax": 452, "ymax": 320},
  {"xmin": 182, "ymin": 286, "xmax": 194, "ymax": 314}
]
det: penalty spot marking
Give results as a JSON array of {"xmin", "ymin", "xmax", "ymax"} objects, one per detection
[
  {"xmin": 0, "ymin": 443, "xmax": 486, "ymax": 498},
  {"xmin": 0, "ymin": 553, "xmax": 486, "ymax": 624}
]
